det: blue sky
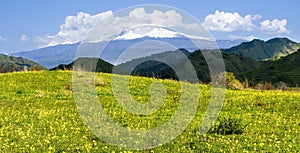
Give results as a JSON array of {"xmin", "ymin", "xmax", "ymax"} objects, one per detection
[{"xmin": 0, "ymin": 0, "xmax": 299, "ymax": 53}]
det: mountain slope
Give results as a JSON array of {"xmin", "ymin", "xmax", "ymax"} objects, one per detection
[
  {"xmin": 245, "ymin": 49, "xmax": 300, "ymax": 86},
  {"xmin": 13, "ymin": 37, "xmax": 299, "ymax": 70},
  {"xmin": 222, "ymin": 38, "xmax": 300, "ymax": 60},
  {"xmin": 117, "ymin": 49, "xmax": 261, "ymax": 83},
  {"xmin": 12, "ymin": 27, "xmax": 245, "ymax": 69},
  {"xmin": 0, "ymin": 54, "xmax": 45, "ymax": 73},
  {"xmin": 119, "ymin": 48, "xmax": 300, "ymax": 86},
  {"xmin": 12, "ymin": 43, "xmax": 79, "ymax": 69},
  {"xmin": 51, "ymin": 47, "xmax": 300, "ymax": 86}
]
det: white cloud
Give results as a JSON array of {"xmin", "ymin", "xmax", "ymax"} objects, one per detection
[
  {"xmin": 0, "ymin": 35, "xmax": 7, "ymax": 42},
  {"xmin": 34, "ymin": 9, "xmax": 293, "ymax": 47},
  {"xmin": 202, "ymin": 10, "xmax": 261, "ymax": 32},
  {"xmin": 36, "ymin": 8, "xmax": 205, "ymax": 47},
  {"xmin": 228, "ymin": 35, "xmax": 257, "ymax": 41},
  {"xmin": 260, "ymin": 19, "xmax": 289, "ymax": 34},
  {"xmin": 21, "ymin": 34, "xmax": 28, "ymax": 42},
  {"xmin": 36, "ymin": 11, "xmax": 114, "ymax": 47}
]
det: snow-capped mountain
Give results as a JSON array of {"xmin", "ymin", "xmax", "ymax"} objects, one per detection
[
  {"xmin": 12, "ymin": 27, "xmax": 245, "ymax": 68},
  {"xmin": 114, "ymin": 27, "xmax": 182, "ymax": 40},
  {"xmin": 114, "ymin": 27, "xmax": 211, "ymax": 40}
]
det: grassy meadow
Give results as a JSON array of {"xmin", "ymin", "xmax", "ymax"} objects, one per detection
[{"xmin": 0, "ymin": 71, "xmax": 300, "ymax": 152}]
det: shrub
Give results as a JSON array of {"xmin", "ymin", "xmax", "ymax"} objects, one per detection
[
  {"xmin": 208, "ymin": 117, "xmax": 246, "ymax": 135},
  {"xmin": 213, "ymin": 72, "xmax": 243, "ymax": 89},
  {"xmin": 225, "ymin": 72, "xmax": 243, "ymax": 90}
]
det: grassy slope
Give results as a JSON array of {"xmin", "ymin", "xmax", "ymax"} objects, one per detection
[{"xmin": 0, "ymin": 71, "xmax": 300, "ymax": 152}]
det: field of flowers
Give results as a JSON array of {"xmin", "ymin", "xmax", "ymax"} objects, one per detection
[{"xmin": 0, "ymin": 71, "xmax": 299, "ymax": 152}]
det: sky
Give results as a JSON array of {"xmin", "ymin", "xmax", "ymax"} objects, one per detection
[{"xmin": 0, "ymin": 0, "xmax": 299, "ymax": 54}]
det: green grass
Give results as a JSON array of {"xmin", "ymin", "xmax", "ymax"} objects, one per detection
[{"xmin": 0, "ymin": 71, "xmax": 300, "ymax": 152}]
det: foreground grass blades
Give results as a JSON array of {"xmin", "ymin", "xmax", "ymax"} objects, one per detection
[{"xmin": 0, "ymin": 71, "xmax": 299, "ymax": 152}]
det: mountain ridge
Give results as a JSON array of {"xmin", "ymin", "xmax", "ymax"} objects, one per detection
[
  {"xmin": 0, "ymin": 54, "xmax": 45, "ymax": 73},
  {"xmin": 51, "ymin": 47, "xmax": 300, "ymax": 86},
  {"xmin": 116, "ymin": 49, "xmax": 262, "ymax": 83},
  {"xmin": 244, "ymin": 49, "xmax": 300, "ymax": 86},
  {"xmin": 222, "ymin": 37, "xmax": 300, "ymax": 60},
  {"xmin": 12, "ymin": 37, "xmax": 300, "ymax": 72},
  {"xmin": 12, "ymin": 38, "xmax": 245, "ymax": 69}
]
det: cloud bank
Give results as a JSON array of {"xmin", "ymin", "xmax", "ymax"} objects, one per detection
[
  {"xmin": 36, "ymin": 8, "xmax": 203, "ymax": 47},
  {"xmin": 36, "ymin": 11, "xmax": 113, "ymax": 47},
  {"xmin": 202, "ymin": 10, "xmax": 290, "ymax": 36},
  {"xmin": 36, "ymin": 9, "xmax": 290, "ymax": 47},
  {"xmin": 202, "ymin": 10, "xmax": 260, "ymax": 32},
  {"xmin": 260, "ymin": 19, "xmax": 289, "ymax": 34}
]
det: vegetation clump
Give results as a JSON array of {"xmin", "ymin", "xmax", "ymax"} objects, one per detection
[
  {"xmin": 208, "ymin": 117, "xmax": 246, "ymax": 135},
  {"xmin": 225, "ymin": 72, "xmax": 243, "ymax": 90}
]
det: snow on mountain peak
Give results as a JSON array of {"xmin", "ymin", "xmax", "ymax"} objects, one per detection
[
  {"xmin": 114, "ymin": 27, "xmax": 180, "ymax": 40},
  {"xmin": 114, "ymin": 27, "xmax": 211, "ymax": 40}
]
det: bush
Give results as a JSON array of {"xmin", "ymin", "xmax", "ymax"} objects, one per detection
[
  {"xmin": 208, "ymin": 117, "xmax": 246, "ymax": 135},
  {"xmin": 226, "ymin": 72, "xmax": 243, "ymax": 90}
]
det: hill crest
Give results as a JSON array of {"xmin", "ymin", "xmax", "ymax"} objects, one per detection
[
  {"xmin": 223, "ymin": 37, "xmax": 300, "ymax": 60},
  {"xmin": 0, "ymin": 54, "xmax": 45, "ymax": 73}
]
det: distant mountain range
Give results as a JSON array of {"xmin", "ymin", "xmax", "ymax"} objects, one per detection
[
  {"xmin": 8, "ymin": 32, "xmax": 300, "ymax": 86},
  {"xmin": 12, "ymin": 43, "xmax": 79, "ymax": 69},
  {"xmin": 0, "ymin": 54, "xmax": 44, "ymax": 73},
  {"xmin": 222, "ymin": 38, "xmax": 300, "ymax": 60},
  {"xmin": 11, "ymin": 38, "xmax": 244, "ymax": 69},
  {"xmin": 12, "ymin": 37, "xmax": 299, "ymax": 70},
  {"xmin": 12, "ymin": 26, "xmax": 245, "ymax": 69}
]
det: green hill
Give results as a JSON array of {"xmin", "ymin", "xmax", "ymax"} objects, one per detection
[
  {"xmin": 51, "ymin": 44, "xmax": 300, "ymax": 86},
  {"xmin": 117, "ymin": 49, "xmax": 261, "ymax": 83},
  {"xmin": 223, "ymin": 38, "xmax": 300, "ymax": 60},
  {"xmin": 0, "ymin": 71, "xmax": 299, "ymax": 152},
  {"xmin": 0, "ymin": 54, "xmax": 45, "ymax": 73},
  {"xmin": 117, "ymin": 47, "xmax": 300, "ymax": 86},
  {"xmin": 50, "ymin": 57, "xmax": 113, "ymax": 73},
  {"xmin": 245, "ymin": 49, "xmax": 300, "ymax": 86}
]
